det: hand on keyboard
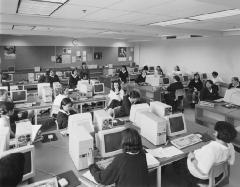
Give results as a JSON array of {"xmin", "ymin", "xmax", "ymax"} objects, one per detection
[{"xmin": 97, "ymin": 157, "xmax": 114, "ymax": 170}]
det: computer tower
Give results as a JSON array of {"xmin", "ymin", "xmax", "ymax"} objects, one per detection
[
  {"xmin": 139, "ymin": 111, "xmax": 167, "ymax": 145},
  {"xmin": 69, "ymin": 126, "xmax": 93, "ymax": 170},
  {"xmin": 150, "ymin": 101, "xmax": 172, "ymax": 117}
]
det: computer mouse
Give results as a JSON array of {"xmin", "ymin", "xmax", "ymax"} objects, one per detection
[
  {"xmin": 58, "ymin": 178, "xmax": 68, "ymax": 187},
  {"xmin": 195, "ymin": 134, "xmax": 202, "ymax": 138}
]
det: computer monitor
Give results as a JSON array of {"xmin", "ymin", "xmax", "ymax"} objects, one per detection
[
  {"xmin": 55, "ymin": 71, "xmax": 63, "ymax": 78},
  {"xmin": 0, "ymin": 145, "xmax": 35, "ymax": 181},
  {"xmin": 164, "ymin": 113, "xmax": 187, "ymax": 137},
  {"xmin": 145, "ymin": 75, "xmax": 160, "ymax": 87},
  {"xmin": 64, "ymin": 71, "xmax": 71, "ymax": 78},
  {"xmin": 223, "ymin": 88, "xmax": 240, "ymax": 106},
  {"xmin": 129, "ymin": 103, "xmax": 150, "ymax": 124},
  {"xmin": 10, "ymin": 90, "xmax": 27, "ymax": 103},
  {"xmin": 37, "ymin": 83, "xmax": 51, "ymax": 97},
  {"xmin": 149, "ymin": 66, "xmax": 154, "ymax": 71},
  {"xmin": 202, "ymin": 73, "xmax": 207, "ymax": 79},
  {"xmin": 95, "ymin": 126, "xmax": 126, "ymax": 157},
  {"xmin": 93, "ymin": 83, "xmax": 104, "ymax": 95},
  {"xmin": 183, "ymin": 75, "xmax": 189, "ymax": 82},
  {"xmin": 2, "ymin": 73, "xmax": 13, "ymax": 82},
  {"xmin": 35, "ymin": 73, "xmax": 45, "ymax": 81},
  {"xmin": 8, "ymin": 66, "xmax": 15, "ymax": 73},
  {"xmin": 0, "ymin": 86, "xmax": 8, "ymax": 91}
]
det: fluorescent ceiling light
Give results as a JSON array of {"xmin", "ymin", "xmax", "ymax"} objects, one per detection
[
  {"xmin": 150, "ymin": 18, "xmax": 196, "ymax": 26},
  {"xmin": 13, "ymin": 25, "xmax": 34, "ymax": 30},
  {"xmin": 0, "ymin": 25, "xmax": 13, "ymax": 30},
  {"xmin": 223, "ymin": 28, "xmax": 240, "ymax": 31},
  {"xmin": 18, "ymin": 0, "xmax": 62, "ymax": 16},
  {"xmin": 39, "ymin": 0, "xmax": 67, "ymax": 3},
  {"xmin": 99, "ymin": 31, "xmax": 121, "ymax": 35},
  {"xmin": 33, "ymin": 26, "xmax": 53, "ymax": 31},
  {"xmin": 190, "ymin": 9, "xmax": 240, "ymax": 20}
]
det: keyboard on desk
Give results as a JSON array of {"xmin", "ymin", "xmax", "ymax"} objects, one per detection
[
  {"xmin": 93, "ymin": 95, "xmax": 106, "ymax": 99},
  {"xmin": 15, "ymin": 103, "xmax": 33, "ymax": 108},
  {"xmin": 96, "ymin": 157, "xmax": 114, "ymax": 169},
  {"xmin": 171, "ymin": 134, "xmax": 202, "ymax": 149}
]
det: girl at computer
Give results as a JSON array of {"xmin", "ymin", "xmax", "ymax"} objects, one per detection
[
  {"xmin": 135, "ymin": 69, "xmax": 147, "ymax": 85},
  {"xmin": 185, "ymin": 121, "xmax": 237, "ymax": 187},
  {"xmin": 172, "ymin": 65, "xmax": 182, "ymax": 76},
  {"xmin": 88, "ymin": 128, "xmax": 149, "ymax": 187},
  {"xmin": 188, "ymin": 73, "xmax": 203, "ymax": 107},
  {"xmin": 200, "ymin": 80, "xmax": 219, "ymax": 101},
  {"xmin": 118, "ymin": 65, "xmax": 129, "ymax": 84},
  {"xmin": 69, "ymin": 68, "xmax": 80, "ymax": 89},
  {"xmin": 107, "ymin": 81, "xmax": 124, "ymax": 109},
  {"xmin": 228, "ymin": 77, "xmax": 240, "ymax": 89},
  {"xmin": 57, "ymin": 98, "xmax": 76, "ymax": 129},
  {"xmin": 155, "ymin": 66, "xmax": 164, "ymax": 76},
  {"xmin": 0, "ymin": 101, "xmax": 15, "ymax": 138}
]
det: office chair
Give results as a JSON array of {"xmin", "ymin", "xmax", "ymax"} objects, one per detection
[
  {"xmin": 198, "ymin": 161, "xmax": 229, "ymax": 187},
  {"xmin": 174, "ymin": 89, "xmax": 185, "ymax": 112}
]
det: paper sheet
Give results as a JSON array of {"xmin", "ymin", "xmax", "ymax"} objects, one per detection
[
  {"xmin": 82, "ymin": 170, "xmax": 98, "ymax": 184},
  {"xmin": 146, "ymin": 153, "xmax": 159, "ymax": 168},
  {"xmin": 147, "ymin": 146, "xmax": 183, "ymax": 158}
]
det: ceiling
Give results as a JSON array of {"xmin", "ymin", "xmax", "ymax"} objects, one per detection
[{"xmin": 0, "ymin": 0, "xmax": 240, "ymax": 41}]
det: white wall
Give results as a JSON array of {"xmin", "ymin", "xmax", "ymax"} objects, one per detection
[{"xmin": 135, "ymin": 36, "xmax": 240, "ymax": 82}]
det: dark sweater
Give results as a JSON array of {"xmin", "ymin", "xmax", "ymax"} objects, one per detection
[
  {"xmin": 188, "ymin": 79, "xmax": 203, "ymax": 91},
  {"xmin": 200, "ymin": 86, "xmax": 219, "ymax": 101},
  {"xmin": 69, "ymin": 74, "xmax": 80, "ymax": 89},
  {"xmin": 119, "ymin": 71, "xmax": 128, "ymax": 83},
  {"xmin": 57, "ymin": 110, "xmax": 76, "ymax": 129},
  {"xmin": 89, "ymin": 151, "xmax": 149, "ymax": 187},
  {"xmin": 115, "ymin": 95, "xmax": 131, "ymax": 118},
  {"xmin": 167, "ymin": 81, "xmax": 184, "ymax": 99},
  {"xmin": 135, "ymin": 75, "xmax": 146, "ymax": 84},
  {"xmin": 228, "ymin": 83, "xmax": 240, "ymax": 89}
]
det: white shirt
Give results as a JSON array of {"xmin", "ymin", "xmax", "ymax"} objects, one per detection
[
  {"xmin": 0, "ymin": 115, "xmax": 10, "ymax": 134},
  {"xmin": 212, "ymin": 76, "xmax": 223, "ymax": 84},
  {"xmin": 108, "ymin": 89, "xmax": 124, "ymax": 102},
  {"xmin": 172, "ymin": 70, "xmax": 183, "ymax": 76},
  {"xmin": 53, "ymin": 94, "xmax": 67, "ymax": 107},
  {"xmin": 187, "ymin": 141, "xmax": 235, "ymax": 179}
]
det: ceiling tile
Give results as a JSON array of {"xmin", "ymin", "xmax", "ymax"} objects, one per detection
[
  {"xmin": 0, "ymin": 0, "xmax": 19, "ymax": 14},
  {"xmin": 69, "ymin": 0, "xmax": 121, "ymax": 8}
]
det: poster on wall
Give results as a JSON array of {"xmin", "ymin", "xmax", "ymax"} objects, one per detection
[
  {"xmin": 118, "ymin": 47, "xmax": 127, "ymax": 61},
  {"xmin": 4, "ymin": 46, "xmax": 16, "ymax": 59},
  {"xmin": 72, "ymin": 56, "xmax": 76, "ymax": 63},
  {"xmin": 56, "ymin": 55, "xmax": 62, "ymax": 63},
  {"xmin": 76, "ymin": 51, "xmax": 81, "ymax": 61},
  {"xmin": 94, "ymin": 52, "xmax": 102, "ymax": 60},
  {"xmin": 62, "ymin": 55, "xmax": 71, "ymax": 64}
]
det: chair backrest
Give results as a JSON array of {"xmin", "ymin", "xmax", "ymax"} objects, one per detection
[
  {"xmin": 208, "ymin": 161, "xmax": 228, "ymax": 187},
  {"xmin": 175, "ymin": 89, "xmax": 185, "ymax": 101}
]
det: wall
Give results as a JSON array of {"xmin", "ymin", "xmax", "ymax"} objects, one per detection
[
  {"xmin": 0, "ymin": 35, "xmax": 134, "ymax": 71},
  {"xmin": 135, "ymin": 36, "xmax": 240, "ymax": 82}
]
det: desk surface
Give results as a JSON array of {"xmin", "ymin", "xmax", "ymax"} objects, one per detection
[{"xmin": 33, "ymin": 121, "xmax": 211, "ymax": 186}]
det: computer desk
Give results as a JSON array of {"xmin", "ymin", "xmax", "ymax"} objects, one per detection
[
  {"xmin": 32, "ymin": 121, "xmax": 214, "ymax": 187},
  {"xmin": 195, "ymin": 102, "xmax": 240, "ymax": 148}
]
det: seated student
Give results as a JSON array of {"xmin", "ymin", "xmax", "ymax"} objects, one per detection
[
  {"xmin": 228, "ymin": 77, "xmax": 240, "ymax": 89},
  {"xmin": 38, "ymin": 69, "xmax": 60, "ymax": 87},
  {"xmin": 0, "ymin": 89, "xmax": 10, "ymax": 102},
  {"xmin": 89, "ymin": 128, "xmax": 149, "ymax": 187},
  {"xmin": 135, "ymin": 69, "xmax": 147, "ymax": 85},
  {"xmin": 108, "ymin": 90, "xmax": 140, "ymax": 118},
  {"xmin": 200, "ymin": 80, "xmax": 219, "ymax": 101},
  {"xmin": 165, "ymin": 75, "xmax": 184, "ymax": 110},
  {"xmin": 211, "ymin": 71, "xmax": 223, "ymax": 85},
  {"xmin": 79, "ymin": 62, "xmax": 90, "ymax": 80},
  {"xmin": 107, "ymin": 81, "xmax": 124, "ymax": 109},
  {"xmin": 185, "ymin": 121, "xmax": 237, "ymax": 187},
  {"xmin": 0, "ymin": 102, "xmax": 15, "ymax": 138},
  {"xmin": 0, "ymin": 153, "xmax": 25, "ymax": 187},
  {"xmin": 52, "ymin": 87, "xmax": 70, "ymax": 117},
  {"xmin": 69, "ymin": 68, "xmax": 80, "ymax": 89},
  {"xmin": 57, "ymin": 98, "xmax": 76, "ymax": 129},
  {"xmin": 188, "ymin": 73, "xmax": 203, "ymax": 106},
  {"xmin": 155, "ymin": 65, "xmax": 164, "ymax": 76},
  {"xmin": 118, "ymin": 65, "xmax": 129, "ymax": 84},
  {"xmin": 172, "ymin": 65, "xmax": 182, "ymax": 76}
]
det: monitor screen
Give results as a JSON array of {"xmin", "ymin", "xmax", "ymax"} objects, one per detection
[
  {"xmin": 104, "ymin": 131, "xmax": 123, "ymax": 153},
  {"xmin": 35, "ymin": 73, "xmax": 44, "ymax": 81},
  {"xmin": 94, "ymin": 83, "xmax": 104, "ymax": 94},
  {"xmin": 64, "ymin": 71, "xmax": 71, "ymax": 78},
  {"xmin": 10, "ymin": 90, "xmax": 27, "ymax": 103},
  {"xmin": 8, "ymin": 66, "xmax": 15, "ymax": 72},
  {"xmin": 183, "ymin": 76, "xmax": 188, "ymax": 82},
  {"xmin": 23, "ymin": 151, "xmax": 32, "ymax": 175},
  {"xmin": 134, "ymin": 68, "xmax": 138, "ymax": 73},
  {"xmin": 149, "ymin": 66, "xmax": 154, "ymax": 71},
  {"xmin": 163, "ymin": 77, "xmax": 169, "ymax": 84},
  {"xmin": 169, "ymin": 116, "xmax": 185, "ymax": 133},
  {"xmin": 202, "ymin": 73, "xmax": 207, "ymax": 79}
]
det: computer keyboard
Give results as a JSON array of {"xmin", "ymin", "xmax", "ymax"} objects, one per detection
[
  {"xmin": 93, "ymin": 95, "xmax": 106, "ymax": 99},
  {"xmin": 15, "ymin": 102, "xmax": 33, "ymax": 108},
  {"xmin": 171, "ymin": 134, "xmax": 202, "ymax": 149},
  {"xmin": 96, "ymin": 157, "xmax": 115, "ymax": 169}
]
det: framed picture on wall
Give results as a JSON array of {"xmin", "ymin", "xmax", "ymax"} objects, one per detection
[
  {"xmin": 118, "ymin": 47, "xmax": 127, "ymax": 57},
  {"xmin": 56, "ymin": 54, "xmax": 62, "ymax": 63},
  {"xmin": 4, "ymin": 46, "xmax": 16, "ymax": 59},
  {"xmin": 94, "ymin": 52, "xmax": 102, "ymax": 60}
]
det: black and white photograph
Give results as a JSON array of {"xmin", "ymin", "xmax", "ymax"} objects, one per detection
[
  {"xmin": 118, "ymin": 47, "xmax": 127, "ymax": 57},
  {"xmin": 4, "ymin": 46, "xmax": 16, "ymax": 59},
  {"xmin": 94, "ymin": 52, "xmax": 102, "ymax": 60}
]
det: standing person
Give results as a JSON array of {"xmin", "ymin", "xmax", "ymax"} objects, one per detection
[
  {"xmin": 228, "ymin": 77, "xmax": 240, "ymax": 89},
  {"xmin": 69, "ymin": 68, "xmax": 80, "ymax": 89},
  {"xmin": 211, "ymin": 71, "xmax": 223, "ymax": 85},
  {"xmin": 47, "ymin": 69, "xmax": 60, "ymax": 87},
  {"xmin": 200, "ymin": 80, "xmax": 219, "ymax": 101},
  {"xmin": 188, "ymin": 73, "xmax": 203, "ymax": 106},
  {"xmin": 118, "ymin": 65, "xmax": 129, "ymax": 84},
  {"xmin": 172, "ymin": 65, "xmax": 182, "ymax": 76},
  {"xmin": 88, "ymin": 128, "xmax": 149, "ymax": 187},
  {"xmin": 185, "ymin": 121, "xmax": 237, "ymax": 187},
  {"xmin": 155, "ymin": 66, "xmax": 164, "ymax": 76},
  {"xmin": 79, "ymin": 62, "xmax": 90, "ymax": 80},
  {"xmin": 107, "ymin": 81, "xmax": 124, "ymax": 109}
]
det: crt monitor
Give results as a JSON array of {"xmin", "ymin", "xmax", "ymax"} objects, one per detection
[
  {"xmin": 35, "ymin": 73, "xmax": 44, "ymax": 81},
  {"xmin": 95, "ymin": 126, "xmax": 126, "ymax": 157},
  {"xmin": 202, "ymin": 73, "xmax": 207, "ymax": 79},
  {"xmin": 0, "ymin": 145, "xmax": 35, "ymax": 181},
  {"xmin": 149, "ymin": 66, "xmax": 154, "ymax": 71},
  {"xmin": 164, "ymin": 113, "xmax": 187, "ymax": 137},
  {"xmin": 183, "ymin": 75, "xmax": 189, "ymax": 82},
  {"xmin": 94, "ymin": 83, "xmax": 104, "ymax": 95},
  {"xmin": 10, "ymin": 90, "xmax": 27, "ymax": 103},
  {"xmin": 2, "ymin": 73, "xmax": 13, "ymax": 82},
  {"xmin": 8, "ymin": 66, "xmax": 15, "ymax": 73},
  {"xmin": 64, "ymin": 71, "xmax": 71, "ymax": 78},
  {"xmin": 37, "ymin": 83, "xmax": 51, "ymax": 97}
]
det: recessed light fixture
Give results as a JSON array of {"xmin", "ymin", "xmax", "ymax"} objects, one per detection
[
  {"xmin": 150, "ymin": 18, "xmax": 196, "ymax": 26},
  {"xmin": 223, "ymin": 28, "xmax": 240, "ymax": 31},
  {"xmin": 13, "ymin": 25, "xmax": 34, "ymax": 30},
  {"xmin": 190, "ymin": 9, "xmax": 240, "ymax": 20},
  {"xmin": 99, "ymin": 31, "xmax": 120, "ymax": 35}
]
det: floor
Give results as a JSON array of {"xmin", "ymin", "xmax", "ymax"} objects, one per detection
[{"xmin": 160, "ymin": 107, "xmax": 240, "ymax": 187}]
